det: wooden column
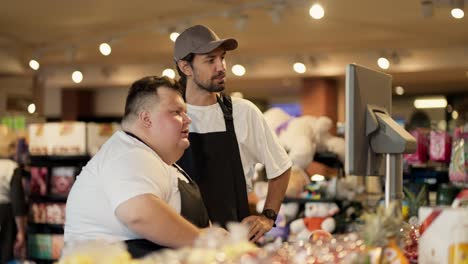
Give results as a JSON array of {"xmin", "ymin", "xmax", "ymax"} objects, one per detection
[
  {"xmin": 301, "ymin": 77, "xmax": 338, "ymax": 125},
  {"xmin": 61, "ymin": 89, "xmax": 94, "ymax": 121},
  {"xmin": 301, "ymin": 77, "xmax": 339, "ymax": 176}
]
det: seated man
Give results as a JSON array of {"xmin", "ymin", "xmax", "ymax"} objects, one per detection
[{"xmin": 64, "ymin": 76, "xmax": 214, "ymax": 258}]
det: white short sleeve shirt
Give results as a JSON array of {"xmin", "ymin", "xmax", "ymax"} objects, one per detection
[
  {"xmin": 186, "ymin": 97, "xmax": 292, "ymax": 191},
  {"xmin": 64, "ymin": 131, "xmax": 182, "ymax": 243}
]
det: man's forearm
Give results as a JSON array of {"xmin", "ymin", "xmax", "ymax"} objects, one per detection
[
  {"xmin": 15, "ymin": 216, "xmax": 27, "ymax": 233},
  {"xmin": 116, "ymin": 194, "xmax": 201, "ymax": 248},
  {"xmin": 263, "ymin": 167, "xmax": 291, "ymax": 213}
]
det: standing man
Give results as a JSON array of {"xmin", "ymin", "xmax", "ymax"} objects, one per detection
[
  {"xmin": 0, "ymin": 158, "xmax": 27, "ymax": 263},
  {"xmin": 174, "ymin": 25, "xmax": 291, "ymax": 242}
]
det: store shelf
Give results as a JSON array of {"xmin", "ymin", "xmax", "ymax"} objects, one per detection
[
  {"xmin": 28, "ymin": 223, "xmax": 64, "ymax": 234},
  {"xmin": 404, "ymin": 162, "xmax": 450, "ymax": 191},
  {"xmin": 30, "ymin": 155, "xmax": 90, "ymax": 166},
  {"xmin": 29, "ymin": 195, "xmax": 68, "ymax": 203},
  {"xmin": 283, "ymin": 197, "xmax": 337, "ymax": 204},
  {"xmin": 28, "ymin": 257, "xmax": 57, "ymax": 264}
]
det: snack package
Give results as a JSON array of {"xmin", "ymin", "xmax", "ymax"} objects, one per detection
[
  {"xmin": 430, "ymin": 130, "xmax": 452, "ymax": 163},
  {"xmin": 52, "ymin": 234, "xmax": 64, "ymax": 260},
  {"xmin": 30, "ymin": 167, "xmax": 48, "ymax": 196},
  {"xmin": 28, "ymin": 233, "xmax": 53, "ymax": 260},
  {"xmin": 449, "ymin": 128, "xmax": 467, "ymax": 184},
  {"xmin": 46, "ymin": 203, "xmax": 66, "ymax": 224},
  {"xmin": 50, "ymin": 167, "xmax": 76, "ymax": 197},
  {"xmin": 404, "ymin": 130, "xmax": 429, "ymax": 165},
  {"xmin": 30, "ymin": 202, "xmax": 47, "ymax": 223},
  {"xmin": 87, "ymin": 122, "xmax": 120, "ymax": 156}
]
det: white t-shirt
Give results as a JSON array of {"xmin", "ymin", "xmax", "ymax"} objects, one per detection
[
  {"xmin": 187, "ymin": 97, "xmax": 292, "ymax": 191},
  {"xmin": 0, "ymin": 159, "xmax": 18, "ymax": 203},
  {"xmin": 64, "ymin": 131, "xmax": 185, "ymax": 243}
]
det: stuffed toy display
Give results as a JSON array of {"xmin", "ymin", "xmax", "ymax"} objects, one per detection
[
  {"xmin": 263, "ymin": 108, "xmax": 345, "ymax": 170},
  {"xmin": 289, "ymin": 202, "xmax": 339, "ymax": 241},
  {"xmin": 285, "ymin": 166, "xmax": 311, "ymax": 198}
]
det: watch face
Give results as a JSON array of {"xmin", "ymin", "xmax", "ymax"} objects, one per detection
[{"xmin": 263, "ymin": 209, "xmax": 277, "ymax": 220}]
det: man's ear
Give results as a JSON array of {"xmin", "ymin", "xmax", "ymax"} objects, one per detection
[
  {"xmin": 139, "ymin": 110, "xmax": 152, "ymax": 128},
  {"xmin": 177, "ymin": 60, "xmax": 193, "ymax": 77}
]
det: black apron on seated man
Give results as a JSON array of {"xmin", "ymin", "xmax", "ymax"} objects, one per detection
[
  {"xmin": 125, "ymin": 166, "xmax": 210, "ymax": 258},
  {"xmin": 123, "ymin": 133, "xmax": 210, "ymax": 259}
]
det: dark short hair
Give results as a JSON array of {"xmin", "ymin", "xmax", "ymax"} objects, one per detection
[
  {"xmin": 122, "ymin": 76, "xmax": 182, "ymax": 123},
  {"xmin": 175, "ymin": 53, "xmax": 195, "ymax": 91}
]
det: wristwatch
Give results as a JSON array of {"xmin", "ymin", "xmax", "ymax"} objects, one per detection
[{"xmin": 261, "ymin": 209, "xmax": 277, "ymax": 227}]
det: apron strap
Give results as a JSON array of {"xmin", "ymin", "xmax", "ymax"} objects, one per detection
[{"xmin": 216, "ymin": 94, "xmax": 250, "ymax": 222}]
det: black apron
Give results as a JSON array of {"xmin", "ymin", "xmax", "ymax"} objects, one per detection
[
  {"xmin": 177, "ymin": 95, "xmax": 250, "ymax": 228},
  {"xmin": 122, "ymin": 132, "xmax": 210, "ymax": 258}
]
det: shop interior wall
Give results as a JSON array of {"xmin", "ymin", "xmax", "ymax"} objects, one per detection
[{"xmin": 0, "ymin": 76, "xmax": 33, "ymax": 116}]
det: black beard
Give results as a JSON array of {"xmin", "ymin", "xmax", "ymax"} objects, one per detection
[{"xmin": 194, "ymin": 77, "xmax": 225, "ymax": 93}]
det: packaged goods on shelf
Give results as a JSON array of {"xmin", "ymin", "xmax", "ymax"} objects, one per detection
[
  {"xmin": 86, "ymin": 122, "xmax": 120, "ymax": 156},
  {"xmin": 29, "ymin": 122, "xmax": 87, "ymax": 156}
]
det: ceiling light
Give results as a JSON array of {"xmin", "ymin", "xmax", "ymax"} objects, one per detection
[
  {"xmin": 452, "ymin": 110, "xmax": 459, "ymax": 119},
  {"xmin": 99, "ymin": 43, "xmax": 112, "ymax": 56},
  {"xmin": 395, "ymin": 86, "xmax": 405, "ymax": 95},
  {"xmin": 451, "ymin": 0, "xmax": 464, "ymax": 19},
  {"xmin": 377, "ymin": 57, "xmax": 390, "ymax": 69},
  {"xmin": 309, "ymin": 3, "xmax": 325, "ymax": 20},
  {"xmin": 162, "ymin": 68, "xmax": 176, "ymax": 79},
  {"xmin": 27, "ymin": 103, "xmax": 36, "ymax": 114},
  {"xmin": 170, "ymin": 32, "xmax": 179, "ymax": 42},
  {"xmin": 414, "ymin": 97, "xmax": 447, "ymax": 109},
  {"xmin": 29, "ymin": 59, "xmax": 40, "ymax": 70},
  {"xmin": 72, "ymin": 70, "xmax": 83, "ymax": 83},
  {"xmin": 293, "ymin": 62, "xmax": 306, "ymax": 74},
  {"xmin": 232, "ymin": 64, "xmax": 246, "ymax": 76},
  {"xmin": 451, "ymin": 8, "xmax": 464, "ymax": 19}
]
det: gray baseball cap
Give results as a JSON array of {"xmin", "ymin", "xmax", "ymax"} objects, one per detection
[{"xmin": 174, "ymin": 25, "xmax": 238, "ymax": 62}]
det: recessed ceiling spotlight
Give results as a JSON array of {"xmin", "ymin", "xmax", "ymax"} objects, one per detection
[
  {"xmin": 451, "ymin": 8, "xmax": 464, "ymax": 19},
  {"xmin": 395, "ymin": 86, "xmax": 405, "ymax": 95},
  {"xmin": 377, "ymin": 57, "xmax": 390, "ymax": 70},
  {"xmin": 99, "ymin": 43, "xmax": 112, "ymax": 56},
  {"xmin": 293, "ymin": 62, "xmax": 306, "ymax": 74},
  {"xmin": 162, "ymin": 68, "xmax": 176, "ymax": 79},
  {"xmin": 29, "ymin": 59, "xmax": 40, "ymax": 70},
  {"xmin": 232, "ymin": 64, "xmax": 246, "ymax": 76},
  {"xmin": 309, "ymin": 3, "xmax": 325, "ymax": 19},
  {"xmin": 170, "ymin": 32, "xmax": 180, "ymax": 42},
  {"xmin": 27, "ymin": 103, "xmax": 36, "ymax": 114},
  {"xmin": 72, "ymin": 70, "xmax": 83, "ymax": 83}
]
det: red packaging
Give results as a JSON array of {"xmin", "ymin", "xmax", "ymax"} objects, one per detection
[
  {"xmin": 30, "ymin": 167, "xmax": 48, "ymax": 196},
  {"xmin": 404, "ymin": 130, "xmax": 429, "ymax": 165}
]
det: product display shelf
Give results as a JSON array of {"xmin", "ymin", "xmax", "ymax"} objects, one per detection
[
  {"xmin": 26, "ymin": 155, "xmax": 89, "ymax": 263},
  {"xmin": 404, "ymin": 161, "xmax": 450, "ymax": 192}
]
